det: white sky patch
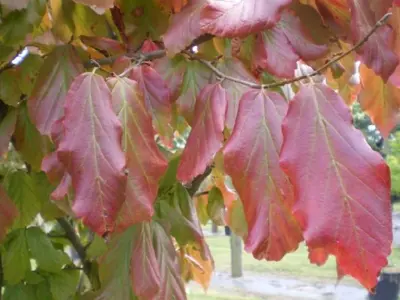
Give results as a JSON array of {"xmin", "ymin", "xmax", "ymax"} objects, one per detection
[{"xmin": 11, "ymin": 48, "xmax": 29, "ymax": 65}]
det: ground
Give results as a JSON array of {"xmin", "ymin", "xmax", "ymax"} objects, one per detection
[{"xmin": 187, "ymin": 222, "xmax": 400, "ymax": 300}]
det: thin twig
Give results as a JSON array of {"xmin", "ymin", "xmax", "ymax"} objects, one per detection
[
  {"xmin": 194, "ymin": 191, "xmax": 209, "ymax": 197},
  {"xmin": 57, "ymin": 218, "xmax": 93, "ymax": 281},
  {"xmin": 187, "ymin": 166, "xmax": 213, "ymax": 197},
  {"xmin": 263, "ymin": 12, "xmax": 392, "ymax": 89},
  {"xmin": 189, "ymin": 12, "xmax": 392, "ymax": 90}
]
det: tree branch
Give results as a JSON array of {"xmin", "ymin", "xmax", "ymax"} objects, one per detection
[
  {"xmin": 57, "ymin": 218, "xmax": 93, "ymax": 281},
  {"xmin": 187, "ymin": 166, "xmax": 213, "ymax": 197}
]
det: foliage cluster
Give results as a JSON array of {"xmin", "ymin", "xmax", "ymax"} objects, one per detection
[{"xmin": 0, "ymin": 0, "xmax": 399, "ymax": 299}]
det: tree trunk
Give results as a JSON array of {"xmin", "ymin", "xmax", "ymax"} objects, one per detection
[
  {"xmin": 230, "ymin": 231, "xmax": 243, "ymax": 278},
  {"xmin": 211, "ymin": 222, "xmax": 218, "ymax": 234}
]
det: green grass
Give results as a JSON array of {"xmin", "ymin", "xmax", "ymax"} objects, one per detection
[
  {"xmin": 393, "ymin": 202, "xmax": 400, "ymax": 213},
  {"xmin": 204, "ymin": 235, "xmax": 400, "ymax": 283},
  {"xmin": 187, "ymin": 289, "xmax": 264, "ymax": 300}
]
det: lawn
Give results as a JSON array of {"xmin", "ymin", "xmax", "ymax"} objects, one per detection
[{"xmin": 188, "ymin": 231, "xmax": 400, "ymax": 299}]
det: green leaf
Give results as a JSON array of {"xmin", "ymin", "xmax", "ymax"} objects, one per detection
[
  {"xmin": 86, "ymin": 234, "xmax": 107, "ymax": 259},
  {"xmin": 25, "ymin": 271, "xmax": 46, "ymax": 284},
  {"xmin": 49, "ymin": 269, "xmax": 80, "ymax": 300},
  {"xmin": 158, "ymin": 155, "xmax": 180, "ymax": 193},
  {"xmin": 31, "ymin": 172, "xmax": 65, "ymax": 220},
  {"xmin": 0, "ymin": 0, "xmax": 46, "ymax": 46},
  {"xmin": 26, "ymin": 227, "xmax": 69, "ymax": 273},
  {"xmin": 4, "ymin": 171, "xmax": 41, "ymax": 229},
  {"xmin": 35, "ymin": 281, "xmax": 54, "ymax": 300},
  {"xmin": 2, "ymin": 229, "xmax": 30, "ymax": 284},
  {"xmin": 3, "ymin": 283, "xmax": 37, "ymax": 300},
  {"xmin": 98, "ymin": 226, "xmax": 135, "ymax": 300},
  {"xmin": 14, "ymin": 103, "xmax": 52, "ymax": 171},
  {"xmin": 207, "ymin": 186, "xmax": 225, "ymax": 226}
]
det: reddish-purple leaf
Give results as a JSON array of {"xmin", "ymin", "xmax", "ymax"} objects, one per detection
[
  {"xmin": 254, "ymin": 10, "xmax": 328, "ymax": 78},
  {"xmin": 57, "ymin": 73, "xmax": 126, "ymax": 236},
  {"xmin": 131, "ymin": 223, "xmax": 161, "ymax": 299},
  {"xmin": 216, "ymin": 58, "xmax": 257, "ymax": 130},
  {"xmin": 348, "ymin": 0, "xmax": 398, "ymax": 81},
  {"xmin": 108, "ymin": 77, "xmax": 168, "ymax": 230},
  {"xmin": 129, "ymin": 65, "xmax": 172, "ymax": 139},
  {"xmin": 153, "ymin": 222, "xmax": 187, "ymax": 300},
  {"xmin": 0, "ymin": 109, "xmax": 17, "ymax": 157},
  {"xmin": 162, "ymin": 0, "xmax": 207, "ymax": 55},
  {"xmin": 279, "ymin": 83, "xmax": 392, "ymax": 290},
  {"xmin": 176, "ymin": 60, "xmax": 212, "ymax": 125},
  {"xmin": 80, "ymin": 36, "xmax": 126, "ymax": 55},
  {"xmin": 223, "ymin": 89, "xmax": 302, "ymax": 260},
  {"xmin": 28, "ymin": 45, "xmax": 83, "ymax": 136},
  {"xmin": 200, "ymin": 0, "xmax": 292, "ymax": 38},
  {"xmin": 0, "ymin": 184, "xmax": 18, "ymax": 242},
  {"xmin": 177, "ymin": 83, "xmax": 227, "ymax": 183}
]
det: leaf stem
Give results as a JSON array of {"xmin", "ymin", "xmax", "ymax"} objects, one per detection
[{"xmin": 56, "ymin": 218, "xmax": 93, "ymax": 282}]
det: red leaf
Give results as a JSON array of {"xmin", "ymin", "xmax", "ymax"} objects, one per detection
[
  {"xmin": 57, "ymin": 73, "xmax": 126, "ymax": 236},
  {"xmin": 348, "ymin": 0, "xmax": 398, "ymax": 81},
  {"xmin": 130, "ymin": 223, "xmax": 161, "ymax": 299},
  {"xmin": 80, "ymin": 36, "xmax": 126, "ymax": 55},
  {"xmin": 279, "ymin": 83, "xmax": 392, "ymax": 290},
  {"xmin": 253, "ymin": 11, "xmax": 328, "ymax": 78},
  {"xmin": 108, "ymin": 77, "xmax": 168, "ymax": 230},
  {"xmin": 129, "ymin": 65, "xmax": 173, "ymax": 139},
  {"xmin": 0, "ymin": 109, "xmax": 17, "ymax": 157},
  {"xmin": 153, "ymin": 55, "xmax": 186, "ymax": 101},
  {"xmin": 153, "ymin": 222, "xmax": 187, "ymax": 300},
  {"xmin": 216, "ymin": 58, "xmax": 258, "ymax": 130},
  {"xmin": 141, "ymin": 39, "xmax": 161, "ymax": 53},
  {"xmin": 309, "ymin": 248, "xmax": 329, "ymax": 266},
  {"xmin": 177, "ymin": 83, "xmax": 227, "ymax": 183},
  {"xmin": 162, "ymin": 0, "xmax": 206, "ymax": 55},
  {"xmin": 0, "ymin": 184, "xmax": 18, "ymax": 242},
  {"xmin": 223, "ymin": 90, "xmax": 302, "ymax": 260},
  {"xmin": 200, "ymin": 0, "xmax": 292, "ymax": 38},
  {"xmin": 176, "ymin": 60, "xmax": 212, "ymax": 125},
  {"xmin": 28, "ymin": 45, "xmax": 83, "ymax": 136}
]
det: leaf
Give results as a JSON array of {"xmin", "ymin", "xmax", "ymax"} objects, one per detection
[
  {"xmin": 156, "ymin": 0, "xmax": 188, "ymax": 12},
  {"xmin": 153, "ymin": 55, "xmax": 186, "ymax": 101},
  {"xmin": 162, "ymin": 0, "xmax": 206, "ymax": 55},
  {"xmin": 80, "ymin": 35, "xmax": 126, "ymax": 55},
  {"xmin": 176, "ymin": 59, "xmax": 212, "ymax": 125},
  {"xmin": 153, "ymin": 222, "xmax": 187, "ymax": 300},
  {"xmin": 4, "ymin": 171, "xmax": 41, "ymax": 229},
  {"xmin": 129, "ymin": 65, "xmax": 173, "ymax": 140},
  {"xmin": 159, "ymin": 184, "xmax": 205, "ymax": 248},
  {"xmin": 0, "ymin": 184, "xmax": 18, "ymax": 242},
  {"xmin": 215, "ymin": 58, "xmax": 256, "ymax": 130},
  {"xmin": 49, "ymin": 269, "xmax": 80, "ymax": 300},
  {"xmin": 0, "ymin": 108, "xmax": 17, "ymax": 157},
  {"xmin": 0, "ymin": 54, "xmax": 43, "ymax": 107},
  {"xmin": 207, "ymin": 186, "xmax": 225, "ymax": 226},
  {"xmin": 200, "ymin": 0, "xmax": 292, "ymax": 37},
  {"xmin": 177, "ymin": 83, "xmax": 227, "ymax": 183},
  {"xmin": 86, "ymin": 235, "xmax": 108, "ymax": 259},
  {"xmin": 108, "ymin": 77, "xmax": 168, "ymax": 230},
  {"xmin": 3, "ymin": 283, "xmax": 37, "ymax": 300},
  {"xmin": 348, "ymin": 0, "xmax": 398, "ymax": 81},
  {"xmin": 358, "ymin": 64, "xmax": 400, "ymax": 137},
  {"xmin": 279, "ymin": 83, "xmax": 392, "ymax": 290},
  {"xmin": 253, "ymin": 10, "xmax": 328, "ymax": 78},
  {"xmin": 2, "ymin": 229, "xmax": 30, "ymax": 284},
  {"xmin": 28, "ymin": 45, "xmax": 83, "ymax": 136},
  {"xmin": 26, "ymin": 227, "xmax": 69, "ymax": 273},
  {"xmin": 14, "ymin": 103, "xmax": 52, "ymax": 171},
  {"xmin": 226, "ymin": 199, "xmax": 247, "ymax": 238},
  {"xmin": 57, "ymin": 72, "xmax": 126, "ymax": 236},
  {"xmin": 71, "ymin": 0, "xmax": 114, "ymax": 9},
  {"xmin": 130, "ymin": 223, "xmax": 161, "ymax": 299},
  {"xmin": 0, "ymin": 0, "xmax": 29, "ymax": 10},
  {"xmin": 97, "ymin": 226, "xmax": 136, "ymax": 300},
  {"xmin": 308, "ymin": 247, "xmax": 329, "ymax": 266},
  {"xmin": 223, "ymin": 89, "xmax": 302, "ymax": 260}
]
